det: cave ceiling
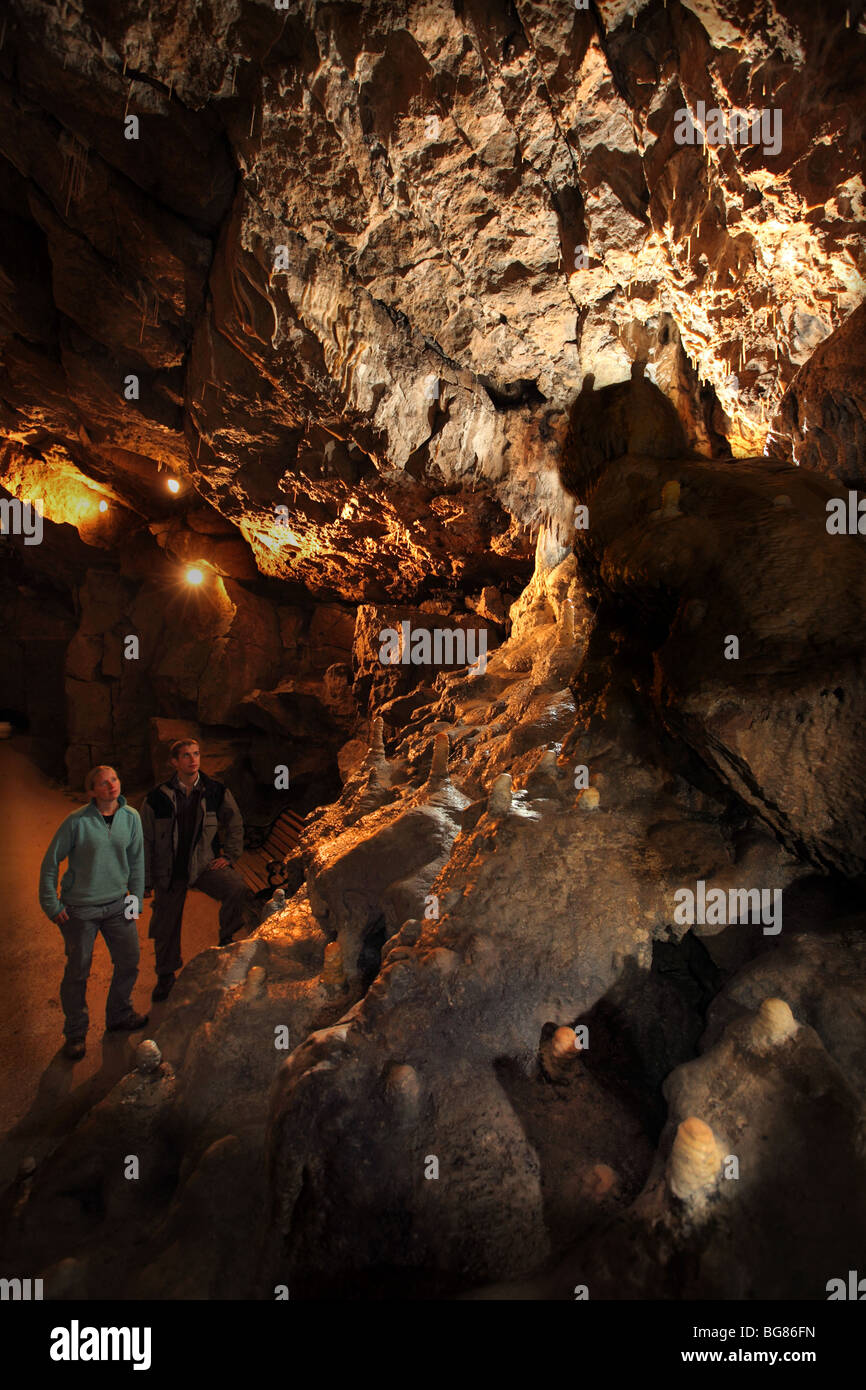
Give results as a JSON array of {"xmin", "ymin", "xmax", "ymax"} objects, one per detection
[{"xmin": 0, "ymin": 0, "xmax": 863, "ymax": 603}]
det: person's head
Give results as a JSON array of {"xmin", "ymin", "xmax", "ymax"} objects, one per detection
[
  {"xmin": 170, "ymin": 739, "xmax": 200, "ymax": 778},
  {"xmin": 86, "ymin": 765, "xmax": 120, "ymax": 802}
]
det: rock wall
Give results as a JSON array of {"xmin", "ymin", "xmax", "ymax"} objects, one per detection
[{"xmin": 2, "ymin": 1, "xmax": 864, "ymax": 605}]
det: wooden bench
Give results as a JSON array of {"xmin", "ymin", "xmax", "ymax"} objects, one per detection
[{"xmin": 236, "ymin": 807, "xmax": 306, "ymax": 896}]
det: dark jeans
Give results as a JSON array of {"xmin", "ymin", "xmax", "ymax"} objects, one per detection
[
  {"xmin": 148, "ymin": 864, "xmax": 252, "ymax": 976},
  {"xmin": 59, "ymin": 898, "xmax": 140, "ymax": 1040}
]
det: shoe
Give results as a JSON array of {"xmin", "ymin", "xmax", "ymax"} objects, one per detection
[
  {"xmin": 151, "ymin": 974, "xmax": 175, "ymax": 1002},
  {"xmin": 63, "ymin": 1038, "xmax": 86, "ymax": 1060},
  {"xmin": 106, "ymin": 1011, "xmax": 150, "ymax": 1033}
]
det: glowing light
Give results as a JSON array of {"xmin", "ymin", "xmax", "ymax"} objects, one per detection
[
  {"xmin": 98, "ymin": 499, "xmax": 108, "ymax": 513},
  {"xmin": 186, "ymin": 566, "xmax": 205, "ymax": 585},
  {"xmin": 167, "ymin": 477, "xmax": 180, "ymax": 494}
]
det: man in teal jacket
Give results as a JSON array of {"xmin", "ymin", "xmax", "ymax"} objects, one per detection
[{"xmin": 39, "ymin": 765, "xmax": 148, "ymax": 1060}]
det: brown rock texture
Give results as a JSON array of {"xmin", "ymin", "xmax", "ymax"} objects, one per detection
[
  {"xmin": 768, "ymin": 301, "xmax": 866, "ymax": 485},
  {"xmin": 564, "ymin": 372, "xmax": 866, "ymax": 876}
]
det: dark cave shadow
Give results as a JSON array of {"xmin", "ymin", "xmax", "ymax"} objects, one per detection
[
  {"xmin": 776, "ymin": 872, "xmax": 866, "ymax": 935},
  {"xmin": 0, "ymin": 1033, "xmax": 135, "ymax": 1196},
  {"xmin": 357, "ymin": 914, "xmax": 388, "ymax": 991},
  {"xmin": 559, "ymin": 365, "xmax": 690, "ymax": 499}
]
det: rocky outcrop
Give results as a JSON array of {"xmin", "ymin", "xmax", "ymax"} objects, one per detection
[
  {"xmin": 6, "ymin": 902, "xmax": 338, "ymax": 1300},
  {"xmin": 768, "ymin": 302, "xmax": 866, "ymax": 486},
  {"xmin": 351, "ymin": 602, "xmax": 503, "ymax": 716},
  {"xmin": 562, "ymin": 372, "xmax": 866, "ymax": 876}
]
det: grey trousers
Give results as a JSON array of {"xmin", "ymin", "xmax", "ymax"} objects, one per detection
[
  {"xmin": 148, "ymin": 864, "xmax": 252, "ymax": 976},
  {"xmin": 58, "ymin": 897, "xmax": 140, "ymax": 1040}
]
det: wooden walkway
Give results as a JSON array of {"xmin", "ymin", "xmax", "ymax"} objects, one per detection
[{"xmin": 236, "ymin": 807, "xmax": 306, "ymax": 895}]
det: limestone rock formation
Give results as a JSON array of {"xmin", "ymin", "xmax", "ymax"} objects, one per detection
[
  {"xmin": 0, "ymin": 0, "xmax": 864, "ymax": 1311},
  {"xmin": 2, "ymin": 0, "xmax": 864, "ymax": 605},
  {"xmin": 768, "ymin": 302, "xmax": 866, "ymax": 485}
]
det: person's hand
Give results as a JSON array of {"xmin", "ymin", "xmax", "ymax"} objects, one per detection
[
  {"xmin": 211, "ymin": 857, "xmax": 229, "ymax": 870},
  {"xmin": 54, "ymin": 907, "xmax": 69, "ymax": 925}
]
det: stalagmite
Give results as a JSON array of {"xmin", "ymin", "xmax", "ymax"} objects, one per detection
[
  {"xmin": 243, "ymin": 965, "xmax": 267, "ymax": 1000},
  {"xmin": 365, "ymin": 715, "xmax": 386, "ymax": 766},
  {"xmin": 556, "ymin": 598, "xmax": 575, "ymax": 647},
  {"xmin": 661, "ymin": 479, "xmax": 681, "ymax": 515},
  {"xmin": 667, "ymin": 1118, "xmax": 720, "ymax": 1202},
  {"xmin": 487, "ymin": 772, "xmax": 512, "ymax": 817},
  {"xmin": 428, "ymin": 731, "xmax": 450, "ymax": 782},
  {"xmin": 263, "ymin": 887, "xmax": 286, "ymax": 919},
  {"xmin": 538, "ymin": 748, "xmax": 558, "ymax": 778},
  {"xmin": 135, "ymin": 1040, "xmax": 162, "ymax": 1074},
  {"xmin": 753, "ymin": 997, "xmax": 798, "ymax": 1047},
  {"xmin": 355, "ymin": 714, "xmax": 394, "ymax": 815},
  {"xmin": 385, "ymin": 1062, "xmax": 422, "ymax": 1118},
  {"xmin": 551, "ymin": 1025, "xmax": 582, "ymax": 1060},
  {"xmin": 540, "ymin": 1024, "xmax": 584, "ymax": 1082},
  {"xmin": 323, "ymin": 940, "xmax": 347, "ymax": 992},
  {"xmin": 527, "ymin": 747, "xmax": 560, "ymax": 800},
  {"xmin": 371, "ymin": 716, "xmax": 385, "ymax": 760}
]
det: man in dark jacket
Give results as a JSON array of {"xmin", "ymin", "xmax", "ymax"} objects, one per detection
[{"xmin": 141, "ymin": 739, "xmax": 252, "ymax": 1002}]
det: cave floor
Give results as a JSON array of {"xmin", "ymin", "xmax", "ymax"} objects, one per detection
[{"xmin": 0, "ymin": 739, "xmax": 232, "ymax": 1193}]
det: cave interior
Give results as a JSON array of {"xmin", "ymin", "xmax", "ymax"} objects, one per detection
[{"xmin": 1, "ymin": 0, "xmax": 866, "ymax": 1306}]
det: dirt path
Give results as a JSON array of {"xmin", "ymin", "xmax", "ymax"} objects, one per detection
[{"xmin": 0, "ymin": 738, "xmax": 233, "ymax": 1190}]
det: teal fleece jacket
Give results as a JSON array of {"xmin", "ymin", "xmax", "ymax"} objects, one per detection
[{"xmin": 38, "ymin": 796, "xmax": 145, "ymax": 921}]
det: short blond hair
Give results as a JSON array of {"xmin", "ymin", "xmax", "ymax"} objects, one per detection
[
  {"xmin": 85, "ymin": 765, "xmax": 117, "ymax": 793},
  {"xmin": 169, "ymin": 738, "xmax": 200, "ymax": 761}
]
